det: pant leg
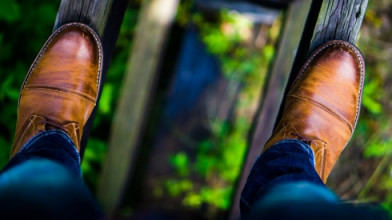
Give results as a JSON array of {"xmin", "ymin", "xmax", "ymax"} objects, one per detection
[
  {"xmin": 240, "ymin": 140, "xmax": 388, "ymax": 220},
  {"xmin": 240, "ymin": 140, "xmax": 325, "ymax": 216},
  {"xmin": 2, "ymin": 130, "xmax": 81, "ymax": 176},
  {"xmin": 0, "ymin": 130, "xmax": 104, "ymax": 220}
]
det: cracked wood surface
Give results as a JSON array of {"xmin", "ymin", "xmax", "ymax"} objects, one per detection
[{"xmin": 309, "ymin": 0, "xmax": 368, "ymax": 52}]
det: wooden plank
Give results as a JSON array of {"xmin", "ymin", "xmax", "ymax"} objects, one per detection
[
  {"xmin": 54, "ymin": 0, "xmax": 129, "ymax": 155},
  {"xmin": 55, "ymin": 0, "xmax": 112, "ymax": 36},
  {"xmin": 309, "ymin": 0, "xmax": 369, "ymax": 53},
  {"xmin": 231, "ymin": 0, "xmax": 369, "ymax": 219},
  {"xmin": 228, "ymin": 1, "xmax": 312, "ymax": 219},
  {"xmin": 97, "ymin": 0, "xmax": 180, "ymax": 215}
]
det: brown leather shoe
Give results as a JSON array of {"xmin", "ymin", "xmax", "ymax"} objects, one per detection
[
  {"xmin": 10, "ymin": 23, "xmax": 103, "ymax": 157},
  {"xmin": 263, "ymin": 40, "xmax": 365, "ymax": 182}
]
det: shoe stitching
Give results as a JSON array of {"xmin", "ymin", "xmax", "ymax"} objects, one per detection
[
  {"xmin": 24, "ymin": 84, "xmax": 96, "ymax": 103},
  {"xmin": 291, "ymin": 40, "xmax": 365, "ymax": 130},
  {"xmin": 289, "ymin": 94, "xmax": 354, "ymax": 133},
  {"xmin": 286, "ymin": 41, "xmax": 364, "ymax": 182},
  {"xmin": 309, "ymin": 138, "xmax": 326, "ymax": 177},
  {"xmin": 63, "ymin": 123, "xmax": 80, "ymax": 151},
  {"xmin": 316, "ymin": 144, "xmax": 326, "ymax": 181},
  {"xmin": 19, "ymin": 22, "xmax": 103, "ymax": 106},
  {"xmin": 11, "ymin": 115, "xmax": 43, "ymax": 156},
  {"xmin": 23, "ymin": 87, "xmax": 96, "ymax": 104}
]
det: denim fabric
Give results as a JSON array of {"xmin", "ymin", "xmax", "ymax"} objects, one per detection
[
  {"xmin": 2, "ymin": 130, "xmax": 81, "ymax": 176},
  {"xmin": 240, "ymin": 140, "xmax": 389, "ymax": 220},
  {"xmin": 0, "ymin": 130, "xmax": 103, "ymax": 219},
  {"xmin": 241, "ymin": 140, "xmax": 325, "ymax": 216}
]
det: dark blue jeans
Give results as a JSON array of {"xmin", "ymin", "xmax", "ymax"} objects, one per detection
[
  {"xmin": 241, "ymin": 140, "xmax": 389, "ymax": 220},
  {"xmin": 0, "ymin": 130, "xmax": 103, "ymax": 220},
  {"xmin": 0, "ymin": 132, "xmax": 388, "ymax": 219}
]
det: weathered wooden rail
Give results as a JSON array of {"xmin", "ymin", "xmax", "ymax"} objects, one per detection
[
  {"xmin": 230, "ymin": 0, "xmax": 368, "ymax": 219},
  {"xmin": 97, "ymin": 0, "xmax": 180, "ymax": 215}
]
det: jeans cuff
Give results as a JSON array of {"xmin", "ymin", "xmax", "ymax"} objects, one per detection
[
  {"xmin": 240, "ymin": 139, "xmax": 324, "ymax": 218},
  {"xmin": 3, "ymin": 130, "xmax": 81, "ymax": 177}
]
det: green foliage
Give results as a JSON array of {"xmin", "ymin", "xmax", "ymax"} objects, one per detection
[
  {"xmin": 0, "ymin": 0, "xmax": 21, "ymax": 23},
  {"xmin": 362, "ymin": 79, "xmax": 382, "ymax": 115},
  {"xmin": 183, "ymin": 186, "xmax": 232, "ymax": 209},
  {"xmin": 165, "ymin": 179, "xmax": 193, "ymax": 197},
  {"xmin": 162, "ymin": 4, "xmax": 280, "ymax": 211},
  {"xmin": 0, "ymin": 0, "xmax": 139, "ymax": 194},
  {"xmin": 0, "ymin": 137, "xmax": 10, "ymax": 169},
  {"xmin": 98, "ymin": 83, "xmax": 114, "ymax": 115},
  {"xmin": 382, "ymin": 194, "xmax": 392, "ymax": 217},
  {"xmin": 352, "ymin": 1, "xmax": 392, "ymax": 214},
  {"xmin": 81, "ymin": 138, "xmax": 107, "ymax": 191},
  {"xmin": 170, "ymin": 152, "xmax": 190, "ymax": 177},
  {"xmin": 0, "ymin": 0, "xmax": 60, "ymax": 169},
  {"xmin": 364, "ymin": 138, "xmax": 392, "ymax": 158}
]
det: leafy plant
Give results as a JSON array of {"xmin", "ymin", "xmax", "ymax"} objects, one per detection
[{"xmin": 162, "ymin": 4, "xmax": 280, "ymax": 211}]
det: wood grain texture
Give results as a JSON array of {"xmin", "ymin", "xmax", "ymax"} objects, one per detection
[
  {"xmin": 53, "ymin": 0, "xmax": 128, "ymax": 156},
  {"xmin": 309, "ymin": 0, "xmax": 368, "ymax": 52},
  {"xmin": 228, "ymin": 1, "xmax": 312, "ymax": 219},
  {"xmin": 97, "ymin": 0, "xmax": 179, "ymax": 215},
  {"xmin": 54, "ymin": 0, "xmax": 113, "ymax": 36}
]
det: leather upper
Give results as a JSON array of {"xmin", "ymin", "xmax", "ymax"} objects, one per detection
[
  {"xmin": 11, "ymin": 23, "xmax": 103, "ymax": 157},
  {"xmin": 263, "ymin": 40, "xmax": 365, "ymax": 182}
]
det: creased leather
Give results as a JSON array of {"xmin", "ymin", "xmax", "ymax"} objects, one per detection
[
  {"xmin": 11, "ymin": 23, "xmax": 103, "ymax": 157},
  {"xmin": 263, "ymin": 40, "xmax": 365, "ymax": 183}
]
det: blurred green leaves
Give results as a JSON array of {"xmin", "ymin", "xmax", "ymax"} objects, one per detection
[
  {"xmin": 98, "ymin": 83, "xmax": 114, "ymax": 114},
  {"xmin": 0, "ymin": 0, "xmax": 60, "ymax": 170},
  {"xmin": 0, "ymin": 0, "xmax": 20, "ymax": 23},
  {"xmin": 364, "ymin": 138, "xmax": 392, "ymax": 158},
  {"xmin": 170, "ymin": 152, "xmax": 190, "ymax": 177},
  {"xmin": 0, "ymin": 136, "xmax": 10, "ymax": 168},
  {"xmin": 0, "ymin": 1, "xmax": 139, "ymax": 196},
  {"xmin": 0, "ymin": 74, "xmax": 20, "ymax": 102},
  {"xmin": 81, "ymin": 138, "xmax": 107, "ymax": 191},
  {"xmin": 162, "ymin": 5, "xmax": 280, "ymax": 211},
  {"xmin": 362, "ymin": 80, "xmax": 382, "ymax": 115}
]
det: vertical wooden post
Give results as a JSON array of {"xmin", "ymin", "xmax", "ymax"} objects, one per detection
[
  {"xmin": 97, "ymin": 0, "xmax": 180, "ymax": 214},
  {"xmin": 231, "ymin": 0, "xmax": 368, "ymax": 219},
  {"xmin": 54, "ymin": 0, "xmax": 129, "ymax": 155},
  {"xmin": 229, "ymin": 1, "xmax": 312, "ymax": 218}
]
